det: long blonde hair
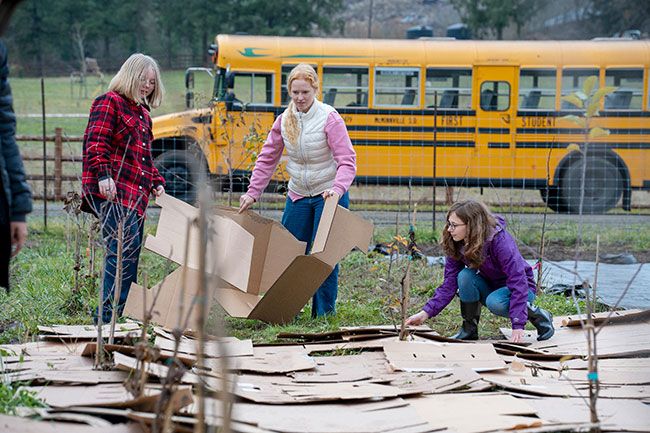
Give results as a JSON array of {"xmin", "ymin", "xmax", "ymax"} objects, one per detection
[
  {"xmin": 442, "ymin": 199, "xmax": 497, "ymax": 269},
  {"xmin": 283, "ymin": 63, "xmax": 319, "ymax": 143},
  {"xmin": 108, "ymin": 53, "xmax": 165, "ymax": 109}
]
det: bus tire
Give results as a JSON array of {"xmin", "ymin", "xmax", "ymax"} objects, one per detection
[
  {"xmin": 154, "ymin": 150, "xmax": 207, "ymax": 204},
  {"xmin": 218, "ymin": 173, "xmax": 250, "ymax": 193},
  {"xmin": 560, "ymin": 156, "xmax": 622, "ymax": 214},
  {"xmin": 539, "ymin": 186, "xmax": 566, "ymax": 213}
]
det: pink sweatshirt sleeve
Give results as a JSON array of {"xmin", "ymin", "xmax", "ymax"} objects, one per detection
[
  {"xmin": 246, "ymin": 115, "xmax": 284, "ymax": 201},
  {"xmin": 325, "ymin": 111, "xmax": 357, "ymax": 196}
]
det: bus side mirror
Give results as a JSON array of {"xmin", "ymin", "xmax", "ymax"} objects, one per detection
[
  {"xmin": 185, "ymin": 70, "xmax": 195, "ymax": 109},
  {"xmin": 225, "ymin": 71, "xmax": 235, "ymax": 90},
  {"xmin": 185, "ymin": 70, "xmax": 195, "ymax": 90}
]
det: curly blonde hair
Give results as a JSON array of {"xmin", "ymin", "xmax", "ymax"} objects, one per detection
[
  {"xmin": 441, "ymin": 199, "xmax": 496, "ymax": 269},
  {"xmin": 283, "ymin": 64, "xmax": 319, "ymax": 144}
]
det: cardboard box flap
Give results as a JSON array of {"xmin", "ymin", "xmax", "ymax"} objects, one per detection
[
  {"xmin": 145, "ymin": 193, "xmax": 199, "ymax": 266},
  {"xmin": 145, "ymin": 195, "xmax": 254, "ymax": 292},
  {"xmin": 260, "ymin": 224, "xmax": 307, "ymax": 294},
  {"xmin": 213, "ymin": 206, "xmax": 273, "ymax": 296},
  {"xmin": 210, "ymin": 213, "xmax": 254, "ymax": 290},
  {"xmin": 215, "ymin": 287, "xmax": 264, "ymax": 318},
  {"xmin": 249, "ymin": 256, "xmax": 333, "ymax": 323},
  {"xmin": 310, "ymin": 197, "xmax": 373, "ymax": 266},
  {"xmin": 125, "ymin": 267, "xmax": 207, "ymax": 330},
  {"xmin": 214, "ymin": 206, "xmax": 307, "ymax": 295}
]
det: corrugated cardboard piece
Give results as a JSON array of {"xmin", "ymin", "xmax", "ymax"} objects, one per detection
[
  {"xmin": 383, "ymin": 340, "xmax": 507, "ymax": 372},
  {"xmin": 0, "ymin": 414, "xmax": 145, "ymax": 433},
  {"xmin": 125, "ymin": 193, "xmax": 373, "ymax": 325},
  {"xmin": 408, "ymin": 393, "xmax": 542, "ymax": 433}
]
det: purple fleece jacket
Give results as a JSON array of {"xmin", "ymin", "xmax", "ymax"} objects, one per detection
[{"xmin": 422, "ymin": 215, "xmax": 535, "ymax": 329}]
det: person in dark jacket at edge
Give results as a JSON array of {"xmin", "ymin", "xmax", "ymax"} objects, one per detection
[
  {"xmin": 406, "ymin": 199, "xmax": 554, "ymax": 343},
  {"xmin": 0, "ymin": 0, "xmax": 33, "ymax": 292}
]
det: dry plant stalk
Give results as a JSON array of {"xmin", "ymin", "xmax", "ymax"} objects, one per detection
[
  {"xmin": 125, "ymin": 273, "xmax": 163, "ymax": 404},
  {"xmin": 585, "ymin": 236, "xmax": 601, "ymax": 427},
  {"xmin": 63, "ymin": 192, "xmax": 84, "ymax": 294},
  {"xmin": 195, "ymin": 187, "xmax": 210, "ymax": 433},
  {"xmin": 537, "ymin": 147, "xmax": 553, "ymax": 293},
  {"xmin": 95, "ymin": 260, "xmax": 106, "ymax": 369},
  {"xmin": 73, "ymin": 219, "xmax": 82, "ymax": 294},
  {"xmin": 561, "ymin": 76, "xmax": 616, "ymax": 429},
  {"xmin": 399, "ymin": 264, "xmax": 411, "ymax": 341},
  {"xmin": 150, "ymin": 223, "xmax": 198, "ymax": 433},
  {"xmin": 108, "ymin": 219, "xmax": 124, "ymax": 345},
  {"xmin": 399, "ymin": 204, "xmax": 418, "ymax": 340}
]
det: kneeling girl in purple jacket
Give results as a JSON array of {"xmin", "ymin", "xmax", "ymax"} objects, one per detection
[{"xmin": 406, "ymin": 199, "xmax": 554, "ymax": 343}]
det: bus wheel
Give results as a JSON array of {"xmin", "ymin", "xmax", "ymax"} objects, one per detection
[
  {"xmin": 560, "ymin": 157, "xmax": 622, "ymax": 214},
  {"xmin": 154, "ymin": 150, "xmax": 206, "ymax": 204},
  {"xmin": 539, "ymin": 186, "xmax": 566, "ymax": 213}
]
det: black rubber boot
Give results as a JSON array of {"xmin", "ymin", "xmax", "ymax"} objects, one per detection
[
  {"xmin": 451, "ymin": 301, "xmax": 481, "ymax": 340},
  {"xmin": 528, "ymin": 304, "xmax": 555, "ymax": 341}
]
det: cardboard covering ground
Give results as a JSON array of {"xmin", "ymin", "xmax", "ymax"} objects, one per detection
[
  {"xmin": 3, "ymin": 200, "xmax": 649, "ymax": 431},
  {"xmin": 1, "ymin": 313, "xmax": 649, "ymax": 432}
]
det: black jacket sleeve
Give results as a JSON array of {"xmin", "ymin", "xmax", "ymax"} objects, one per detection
[{"xmin": 0, "ymin": 42, "xmax": 32, "ymax": 222}]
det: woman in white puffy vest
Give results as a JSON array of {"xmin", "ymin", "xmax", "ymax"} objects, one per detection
[{"xmin": 239, "ymin": 64, "xmax": 357, "ymax": 317}]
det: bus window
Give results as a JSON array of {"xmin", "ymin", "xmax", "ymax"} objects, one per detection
[
  {"xmin": 232, "ymin": 72, "xmax": 273, "ymax": 106},
  {"xmin": 281, "ymin": 64, "xmax": 318, "ymax": 106},
  {"xmin": 374, "ymin": 67, "xmax": 420, "ymax": 107},
  {"xmin": 519, "ymin": 69, "xmax": 556, "ymax": 111},
  {"xmin": 425, "ymin": 68, "xmax": 471, "ymax": 109},
  {"xmin": 604, "ymin": 68, "xmax": 643, "ymax": 110},
  {"xmin": 323, "ymin": 67, "xmax": 369, "ymax": 108},
  {"xmin": 480, "ymin": 81, "xmax": 510, "ymax": 111},
  {"xmin": 561, "ymin": 68, "xmax": 598, "ymax": 110}
]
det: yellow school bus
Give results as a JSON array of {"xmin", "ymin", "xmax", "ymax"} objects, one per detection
[{"xmin": 151, "ymin": 34, "xmax": 650, "ymax": 213}]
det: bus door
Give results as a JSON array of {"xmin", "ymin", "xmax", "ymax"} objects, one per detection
[{"xmin": 475, "ymin": 66, "xmax": 517, "ymax": 183}]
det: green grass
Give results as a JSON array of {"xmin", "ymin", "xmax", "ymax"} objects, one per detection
[
  {"xmin": 374, "ymin": 221, "xmax": 650, "ymax": 256},
  {"xmin": 515, "ymin": 222, "xmax": 650, "ymax": 252},
  {"xmin": 0, "ymin": 216, "xmax": 600, "ymax": 346},
  {"xmin": 12, "ymin": 70, "xmax": 211, "ymax": 137},
  {"xmin": 0, "ymin": 383, "xmax": 45, "ymax": 415}
]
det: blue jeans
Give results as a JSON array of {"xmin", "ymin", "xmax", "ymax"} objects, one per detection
[
  {"xmin": 95, "ymin": 201, "xmax": 145, "ymax": 323},
  {"xmin": 281, "ymin": 192, "xmax": 350, "ymax": 317},
  {"xmin": 457, "ymin": 268, "xmax": 535, "ymax": 318}
]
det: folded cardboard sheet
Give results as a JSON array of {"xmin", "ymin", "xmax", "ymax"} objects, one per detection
[
  {"xmin": 125, "ymin": 193, "xmax": 373, "ymax": 325},
  {"xmin": 383, "ymin": 340, "xmax": 507, "ymax": 372}
]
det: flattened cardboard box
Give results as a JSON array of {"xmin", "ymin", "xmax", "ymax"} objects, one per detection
[{"xmin": 125, "ymin": 193, "xmax": 373, "ymax": 325}]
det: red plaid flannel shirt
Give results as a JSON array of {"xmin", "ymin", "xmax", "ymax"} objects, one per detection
[{"xmin": 81, "ymin": 91, "xmax": 164, "ymax": 216}]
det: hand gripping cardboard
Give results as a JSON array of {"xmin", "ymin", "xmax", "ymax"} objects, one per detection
[{"xmin": 125, "ymin": 193, "xmax": 373, "ymax": 325}]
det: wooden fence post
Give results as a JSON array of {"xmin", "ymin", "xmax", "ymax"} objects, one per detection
[{"xmin": 54, "ymin": 127, "xmax": 63, "ymax": 200}]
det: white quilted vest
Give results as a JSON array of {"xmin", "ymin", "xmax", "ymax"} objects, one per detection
[{"xmin": 281, "ymin": 99, "xmax": 338, "ymax": 197}]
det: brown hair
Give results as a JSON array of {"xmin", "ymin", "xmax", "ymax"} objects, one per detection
[
  {"xmin": 108, "ymin": 53, "xmax": 164, "ymax": 108},
  {"xmin": 441, "ymin": 199, "xmax": 496, "ymax": 269},
  {"xmin": 283, "ymin": 63, "xmax": 319, "ymax": 144}
]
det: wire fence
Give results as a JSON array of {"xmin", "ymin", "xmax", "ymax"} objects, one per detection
[{"xmin": 17, "ymin": 108, "xmax": 650, "ymax": 225}]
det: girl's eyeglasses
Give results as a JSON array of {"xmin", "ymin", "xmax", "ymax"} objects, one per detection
[{"xmin": 447, "ymin": 221, "xmax": 466, "ymax": 230}]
